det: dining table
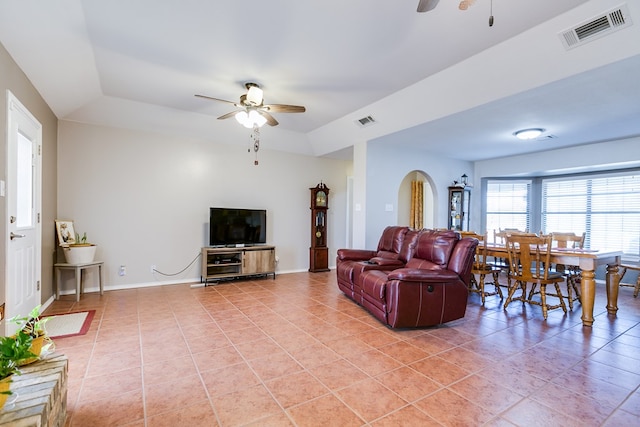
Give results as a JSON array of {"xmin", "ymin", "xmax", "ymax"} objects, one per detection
[{"xmin": 483, "ymin": 244, "xmax": 623, "ymax": 327}]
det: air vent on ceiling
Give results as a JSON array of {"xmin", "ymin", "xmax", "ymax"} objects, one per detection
[
  {"xmin": 355, "ymin": 115, "xmax": 376, "ymax": 128},
  {"xmin": 559, "ymin": 4, "xmax": 632, "ymax": 50}
]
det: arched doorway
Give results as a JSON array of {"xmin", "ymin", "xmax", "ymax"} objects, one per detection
[{"xmin": 398, "ymin": 171, "xmax": 436, "ymax": 229}]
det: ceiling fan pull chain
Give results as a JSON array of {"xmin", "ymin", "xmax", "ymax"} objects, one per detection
[
  {"xmin": 252, "ymin": 125, "xmax": 260, "ymax": 165},
  {"xmin": 489, "ymin": 0, "xmax": 494, "ymax": 27}
]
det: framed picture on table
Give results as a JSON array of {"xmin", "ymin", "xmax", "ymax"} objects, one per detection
[{"xmin": 55, "ymin": 220, "xmax": 76, "ymax": 245}]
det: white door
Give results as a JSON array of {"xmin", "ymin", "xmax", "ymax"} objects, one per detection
[{"xmin": 5, "ymin": 91, "xmax": 42, "ymax": 335}]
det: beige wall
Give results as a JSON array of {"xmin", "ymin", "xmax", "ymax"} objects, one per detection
[
  {"xmin": 0, "ymin": 42, "xmax": 58, "ymax": 316},
  {"xmin": 57, "ymin": 121, "xmax": 350, "ymax": 291}
]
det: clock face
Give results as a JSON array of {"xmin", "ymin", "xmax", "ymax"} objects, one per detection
[{"xmin": 316, "ymin": 190, "xmax": 327, "ymax": 207}]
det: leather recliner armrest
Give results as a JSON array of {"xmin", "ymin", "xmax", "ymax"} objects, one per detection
[
  {"xmin": 337, "ymin": 249, "xmax": 377, "ymax": 261},
  {"xmin": 388, "ymin": 268, "xmax": 460, "ymax": 282}
]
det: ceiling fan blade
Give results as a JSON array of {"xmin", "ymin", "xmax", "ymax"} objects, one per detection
[
  {"xmin": 195, "ymin": 94, "xmax": 237, "ymax": 105},
  {"xmin": 217, "ymin": 110, "xmax": 242, "ymax": 120},
  {"xmin": 260, "ymin": 111, "xmax": 279, "ymax": 126},
  {"xmin": 263, "ymin": 104, "xmax": 306, "ymax": 113},
  {"xmin": 417, "ymin": 0, "xmax": 439, "ymax": 13}
]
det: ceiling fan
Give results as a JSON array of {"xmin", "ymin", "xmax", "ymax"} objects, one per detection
[
  {"xmin": 195, "ymin": 83, "xmax": 306, "ymax": 128},
  {"xmin": 417, "ymin": 0, "xmax": 494, "ymax": 26},
  {"xmin": 416, "ymin": 0, "xmax": 477, "ymax": 13}
]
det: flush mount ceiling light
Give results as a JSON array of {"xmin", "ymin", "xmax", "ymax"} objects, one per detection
[{"xmin": 514, "ymin": 128, "xmax": 545, "ymax": 140}]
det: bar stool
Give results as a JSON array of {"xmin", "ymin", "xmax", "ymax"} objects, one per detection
[{"xmin": 54, "ymin": 261, "xmax": 104, "ymax": 302}]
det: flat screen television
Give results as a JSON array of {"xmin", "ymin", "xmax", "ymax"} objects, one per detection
[{"xmin": 209, "ymin": 207, "xmax": 266, "ymax": 246}]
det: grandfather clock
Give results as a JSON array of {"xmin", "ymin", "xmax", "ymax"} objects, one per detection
[{"xmin": 309, "ymin": 182, "xmax": 330, "ymax": 272}]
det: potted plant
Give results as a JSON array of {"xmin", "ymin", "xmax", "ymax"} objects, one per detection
[
  {"xmin": 63, "ymin": 232, "xmax": 97, "ymax": 264},
  {"xmin": 9, "ymin": 305, "xmax": 54, "ymax": 365},
  {"xmin": 0, "ymin": 331, "xmax": 36, "ymax": 408}
]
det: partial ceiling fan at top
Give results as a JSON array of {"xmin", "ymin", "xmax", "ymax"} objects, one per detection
[
  {"xmin": 416, "ymin": 0, "xmax": 494, "ymax": 27},
  {"xmin": 195, "ymin": 82, "xmax": 305, "ymax": 128},
  {"xmin": 416, "ymin": 0, "xmax": 477, "ymax": 13}
]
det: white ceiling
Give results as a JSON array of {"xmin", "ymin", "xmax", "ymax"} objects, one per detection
[{"xmin": 1, "ymin": 0, "xmax": 639, "ymax": 161}]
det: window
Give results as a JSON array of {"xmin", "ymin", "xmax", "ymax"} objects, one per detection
[
  {"xmin": 17, "ymin": 132, "xmax": 34, "ymax": 228},
  {"xmin": 483, "ymin": 170, "xmax": 640, "ymax": 259},
  {"xmin": 542, "ymin": 172, "xmax": 640, "ymax": 257},
  {"xmin": 485, "ymin": 180, "xmax": 531, "ymax": 238}
]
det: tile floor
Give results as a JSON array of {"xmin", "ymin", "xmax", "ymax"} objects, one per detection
[{"xmin": 43, "ymin": 271, "xmax": 640, "ymax": 427}]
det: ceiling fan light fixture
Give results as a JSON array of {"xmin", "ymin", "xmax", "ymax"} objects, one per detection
[
  {"xmin": 514, "ymin": 128, "xmax": 545, "ymax": 140},
  {"xmin": 246, "ymin": 85, "xmax": 263, "ymax": 106},
  {"xmin": 236, "ymin": 109, "xmax": 267, "ymax": 128},
  {"xmin": 235, "ymin": 110, "xmax": 249, "ymax": 125},
  {"xmin": 249, "ymin": 109, "xmax": 267, "ymax": 127}
]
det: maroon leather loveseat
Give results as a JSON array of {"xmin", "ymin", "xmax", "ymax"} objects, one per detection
[{"xmin": 338, "ymin": 228, "xmax": 478, "ymax": 328}]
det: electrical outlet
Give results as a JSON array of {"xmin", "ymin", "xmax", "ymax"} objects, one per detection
[
  {"xmin": 118, "ymin": 265, "xmax": 126, "ymax": 276},
  {"xmin": 150, "ymin": 264, "xmax": 156, "ymax": 273}
]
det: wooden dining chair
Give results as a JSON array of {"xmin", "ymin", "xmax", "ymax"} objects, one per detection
[
  {"xmin": 492, "ymin": 229, "xmax": 534, "ymax": 292},
  {"xmin": 549, "ymin": 232, "xmax": 586, "ymax": 310},
  {"xmin": 618, "ymin": 264, "xmax": 640, "ymax": 298},
  {"xmin": 493, "ymin": 228, "xmax": 527, "ymax": 245},
  {"xmin": 504, "ymin": 234, "xmax": 567, "ymax": 319},
  {"xmin": 462, "ymin": 232, "xmax": 503, "ymax": 304}
]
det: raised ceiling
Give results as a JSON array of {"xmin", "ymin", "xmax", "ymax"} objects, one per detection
[{"xmin": 1, "ymin": 0, "xmax": 639, "ymax": 161}]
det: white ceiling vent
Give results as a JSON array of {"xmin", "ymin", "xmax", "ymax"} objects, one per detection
[
  {"xmin": 355, "ymin": 115, "xmax": 376, "ymax": 128},
  {"xmin": 559, "ymin": 4, "xmax": 632, "ymax": 50}
]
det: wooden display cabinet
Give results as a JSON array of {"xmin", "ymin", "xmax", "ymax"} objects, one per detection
[{"xmin": 448, "ymin": 186, "xmax": 470, "ymax": 231}]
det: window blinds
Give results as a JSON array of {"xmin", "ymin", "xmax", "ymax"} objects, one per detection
[
  {"xmin": 485, "ymin": 180, "xmax": 532, "ymax": 237},
  {"xmin": 542, "ymin": 172, "xmax": 640, "ymax": 257}
]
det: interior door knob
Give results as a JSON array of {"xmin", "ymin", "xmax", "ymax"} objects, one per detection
[{"xmin": 10, "ymin": 232, "xmax": 25, "ymax": 240}]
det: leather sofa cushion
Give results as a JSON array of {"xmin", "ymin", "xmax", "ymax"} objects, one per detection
[
  {"xmin": 361, "ymin": 270, "xmax": 388, "ymax": 302},
  {"xmin": 337, "ymin": 262, "xmax": 358, "ymax": 284},
  {"xmin": 353, "ymin": 260, "xmax": 403, "ymax": 291},
  {"xmin": 412, "ymin": 230, "xmax": 459, "ymax": 267},
  {"xmin": 397, "ymin": 229, "xmax": 421, "ymax": 263},
  {"xmin": 376, "ymin": 250, "xmax": 400, "ymax": 260},
  {"xmin": 376, "ymin": 226, "xmax": 409, "ymax": 255},
  {"xmin": 388, "ymin": 267, "xmax": 460, "ymax": 282},
  {"xmin": 404, "ymin": 258, "xmax": 440, "ymax": 271},
  {"xmin": 368, "ymin": 257, "xmax": 404, "ymax": 266}
]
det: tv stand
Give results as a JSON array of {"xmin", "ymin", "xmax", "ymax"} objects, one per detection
[{"xmin": 201, "ymin": 245, "xmax": 276, "ymax": 283}]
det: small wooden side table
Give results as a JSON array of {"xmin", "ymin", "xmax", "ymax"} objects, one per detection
[{"xmin": 54, "ymin": 261, "xmax": 104, "ymax": 301}]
